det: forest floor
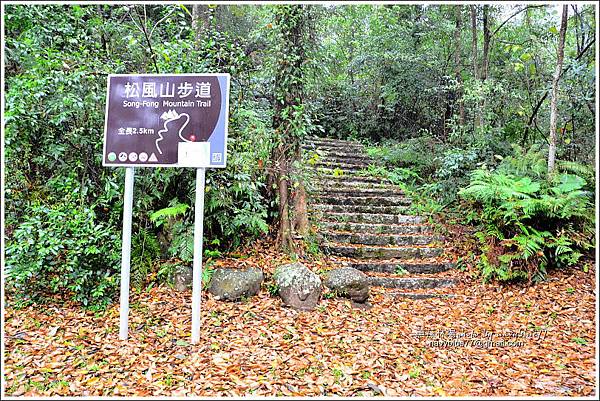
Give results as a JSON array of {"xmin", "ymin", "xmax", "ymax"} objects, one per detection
[{"xmin": 3, "ymin": 240, "xmax": 597, "ymax": 397}]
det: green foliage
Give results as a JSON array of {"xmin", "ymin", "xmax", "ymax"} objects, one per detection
[
  {"xmin": 157, "ymin": 262, "xmax": 178, "ymax": 285},
  {"xmin": 394, "ymin": 266, "xmax": 409, "ymax": 276},
  {"xmin": 2, "ymin": 3, "xmax": 596, "ymax": 304},
  {"xmin": 202, "ymin": 265, "xmax": 215, "ymax": 290},
  {"xmin": 166, "ymin": 221, "xmax": 195, "ymax": 263},
  {"xmin": 5, "ymin": 202, "xmax": 120, "ymax": 308},
  {"xmin": 150, "ymin": 203, "xmax": 189, "ymax": 228},
  {"xmin": 131, "ymin": 227, "xmax": 161, "ymax": 290},
  {"xmin": 3, "ymin": 4, "xmax": 280, "ymax": 307},
  {"xmin": 266, "ymin": 282, "xmax": 280, "ymax": 297},
  {"xmin": 459, "ymin": 151, "xmax": 594, "ymax": 282}
]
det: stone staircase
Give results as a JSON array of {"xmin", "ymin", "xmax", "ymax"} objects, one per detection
[{"xmin": 302, "ymin": 136, "xmax": 455, "ymax": 298}]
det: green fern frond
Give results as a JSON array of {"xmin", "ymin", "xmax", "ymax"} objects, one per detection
[
  {"xmin": 557, "ymin": 160, "xmax": 594, "ymax": 185},
  {"xmin": 150, "ymin": 203, "xmax": 189, "ymax": 227}
]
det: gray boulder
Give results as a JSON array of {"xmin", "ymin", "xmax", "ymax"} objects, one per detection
[
  {"xmin": 274, "ymin": 262, "xmax": 322, "ymax": 311},
  {"xmin": 324, "ymin": 267, "xmax": 369, "ymax": 303},
  {"xmin": 172, "ymin": 265, "xmax": 193, "ymax": 291},
  {"xmin": 208, "ymin": 267, "xmax": 263, "ymax": 301}
]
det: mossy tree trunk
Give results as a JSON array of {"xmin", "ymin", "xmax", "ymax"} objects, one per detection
[{"xmin": 271, "ymin": 5, "xmax": 310, "ymax": 252}]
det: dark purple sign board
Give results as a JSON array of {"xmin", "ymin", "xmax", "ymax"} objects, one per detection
[{"xmin": 103, "ymin": 74, "xmax": 230, "ymax": 168}]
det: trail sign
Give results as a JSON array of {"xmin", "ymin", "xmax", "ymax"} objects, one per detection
[
  {"xmin": 103, "ymin": 74, "xmax": 230, "ymax": 168},
  {"xmin": 103, "ymin": 73, "xmax": 230, "ymax": 344}
]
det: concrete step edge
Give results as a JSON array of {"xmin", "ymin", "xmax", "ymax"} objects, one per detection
[
  {"xmin": 367, "ymin": 277, "xmax": 455, "ymax": 289},
  {"xmin": 348, "ymin": 261, "xmax": 453, "ymax": 274}
]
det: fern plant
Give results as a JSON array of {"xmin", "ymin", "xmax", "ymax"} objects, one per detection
[
  {"xmin": 131, "ymin": 227, "xmax": 161, "ymax": 290},
  {"xmin": 150, "ymin": 202, "xmax": 189, "ymax": 227},
  {"xmin": 459, "ymin": 160, "xmax": 593, "ymax": 283}
]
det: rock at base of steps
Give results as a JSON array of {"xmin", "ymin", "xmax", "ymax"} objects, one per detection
[
  {"xmin": 274, "ymin": 262, "xmax": 322, "ymax": 311},
  {"xmin": 171, "ymin": 265, "xmax": 193, "ymax": 291},
  {"xmin": 208, "ymin": 267, "xmax": 264, "ymax": 301},
  {"xmin": 323, "ymin": 267, "xmax": 369, "ymax": 303}
]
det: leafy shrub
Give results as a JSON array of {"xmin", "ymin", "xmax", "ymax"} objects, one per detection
[
  {"xmin": 459, "ymin": 163, "xmax": 594, "ymax": 282},
  {"xmin": 366, "ymin": 134, "xmax": 443, "ymax": 179},
  {"xmin": 5, "ymin": 202, "xmax": 120, "ymax": 308},
  {"xmin": 4, "ymin": 6, "xmax": 275, "ymax": 309}
]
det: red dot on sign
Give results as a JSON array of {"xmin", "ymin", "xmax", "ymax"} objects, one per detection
[{"xmin": 189, "ymin": 135, "xmax": 196, "ymax": 142}]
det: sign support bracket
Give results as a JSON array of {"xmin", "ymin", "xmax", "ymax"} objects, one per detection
[
  {"xmin": 119, "ymin": 167, "xmax": 135, "ymax": 340},
  {"xmin": 191, "ymin": 167, "xmax": 206, "ymax": 344}
]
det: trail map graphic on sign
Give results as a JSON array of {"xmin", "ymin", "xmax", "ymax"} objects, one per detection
[{"xmin": 103, "ymin": 74, "xmax": 230, "ymax": 168}]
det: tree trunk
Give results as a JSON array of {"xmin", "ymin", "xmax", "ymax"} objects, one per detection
[
  {"xmin": 548, "ymin": 5, "xmax": 569, "ymax": 174},
  {"xmin": 191, "ymin": 4, "xmax": 210, "ymax": 50},
  {"xmin": 292, "ymin": 145, "xmax": 309, "ymax": 237},
  {"xmin": 470, "ymin": 6, "xmax": 478, "ymax": 81},
  {"xmin": 482, "ymin": 5, "xmax": 490, "ymax": 81},
  {"xmin": 271, "ymin": 5, "xmax": 309, "ymax": 252},
  {"xmin": 470, "ymin": 5, "xmax": 479, "ymax": 132},
  {"xmin": 454, "ymin": 5, "xmax": 465, "ymax": 126},
  {"xmin": 275, "ymin": 148, "xmax": 295, "ymax": 252},
  {"xmin": 292, "ymin": 183, "xmax": 309, "ymax": 237},
  {"xmin": 478, "ymin": 5, "xmax": 491, "ymax": 128}
]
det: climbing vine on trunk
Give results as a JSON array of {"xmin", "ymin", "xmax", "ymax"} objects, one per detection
[{"xmin": 270, "ymin": 5, "xmax": 311, "ymax": 252}]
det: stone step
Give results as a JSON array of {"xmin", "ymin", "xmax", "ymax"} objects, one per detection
[
  {"xmin": 310, "ymin": 149, "xmax": 374, "ymax": 161},
  {"xmin": 310, "ymin": 166, "xmax": 370, "ymax": 175},
  {"xmin": 306, "ymin": 135, "xmax": 360, "ymax": 142},
  {"xmin": 305, "ymin": 137, "xmax": 366, "ymax": 146},
  {"xmin": 319, "ymin": 221, "xmax": 433, "ymax": 235},
  {"xmin": 312, "ymin": 174, "xmax": 382, "ymax": 184},
  {"xmin": 323, "ymin": 212, "xmax": 424, "ymax": 224},
  {"xmin": 303, "ymin": 144, "xmax": 365, "ymax": 153},
  {"xmin": 313, "ymin": 176, "xmax": 388, "ymax": 186},
  {"xmin": 303, "ymin": 140, "xmax": 365, "ymax": 149},
  {"xmin": 346, "ymin": 260, "xmax": 453, "ymax": 274},
  {"xmin": 322, "ymin": 221, "xmax": 432, "ymax": 235},
  {"xmin": 310, "ymin": 168, "xmax": 381, "ymax": 179},
  {"xmin": 309, "ymin": 153, "xmax": 371, "ymax": 163},
  {"xmin": 312, "ymin": 204, "xmax": 410, "ymax": 214},
  {"xmin": 321, "ymin": 231, "xmax": 439, "ymax": 246},
  {"xmin": 317, "ymin": 187, "xmax": 405, "ymax": 197},
  {"xmin": 307, "ymin": 154, "xmax": 374, "ymax": 166},
  {"xmin": 322, "ymin": 243, "xmax": 443, "ymax": 259},
  {"xmin": 314, "ymin": 195, "xmax": 411, "ymax": 206},
  {"xmin": 367, "ymin": 276, "xmax": 455, "ymax": 289},
  {"xmin": 323, "ymin": 157, "xmax": 373, "ymax": 166},
  {"xmin": 311, "ymin": 160, "xmax": 372, "ymax": 170}
]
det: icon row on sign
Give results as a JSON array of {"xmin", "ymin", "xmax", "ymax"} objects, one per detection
[{"xmin": 107, "ymin": 152, "xmax": 158, "ymax": 163}]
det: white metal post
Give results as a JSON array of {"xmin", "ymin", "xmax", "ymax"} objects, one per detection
[
  {"xmin": 119, "ymin": 167, "xmax": 135, "ymax": 340},
  {"xmin": 191, "ymin": 167, "xmax": 206, "ymax": 344}
]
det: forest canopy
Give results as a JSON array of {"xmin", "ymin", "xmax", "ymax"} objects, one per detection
[{"xmin": 3, "ymin": 3, "xmax": 596, "ymax": 307}]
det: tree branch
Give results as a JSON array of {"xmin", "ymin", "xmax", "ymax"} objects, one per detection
[
  {"xmin": 524, "ymin": 37, "xmax": 595, "ymax": 143},
  {"xmin": 491, "ymin": 5, "xmax": 546, "ymax": 38}
]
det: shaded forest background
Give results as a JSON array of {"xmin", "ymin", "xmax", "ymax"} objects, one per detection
[{"xmin": 3, "ymin": 4, "xmax": 596, "ymax": 308}]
